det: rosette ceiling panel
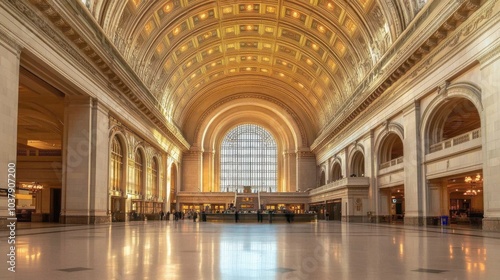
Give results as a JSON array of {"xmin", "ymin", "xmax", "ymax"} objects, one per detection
[{"xmin": 93, "ymin": 0, "xmax": 424, "ymax": 143}]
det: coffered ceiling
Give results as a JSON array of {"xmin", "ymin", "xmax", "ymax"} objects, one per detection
[{"xmin": 88, "ymin": 0, "xmax": 424, "ymax": 141}]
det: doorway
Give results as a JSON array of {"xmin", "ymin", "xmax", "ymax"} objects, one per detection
[{"xmin": 50, "ymin": 188, "xmax": 61, "ymax": 223}]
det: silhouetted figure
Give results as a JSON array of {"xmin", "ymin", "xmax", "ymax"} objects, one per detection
[
  {"xmin": 235, "ymin": 210, "xmax": 239, "ymax": 223},
  {"xmin": 257, "ymin": 210, "xmax": 263, "ymax": 223}
]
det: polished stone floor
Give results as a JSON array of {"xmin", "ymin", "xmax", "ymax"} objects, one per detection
[{"xmin": 1, "ymin": 220, "xmax": 500, "ymax": 280}]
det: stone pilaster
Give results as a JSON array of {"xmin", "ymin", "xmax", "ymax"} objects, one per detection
[
  {"xmin": 0, "ymin": 32, "xmax": 21, "ymax": 227},
  {"xmin": 479, "ymin": 44, "xmax": 500, "ymax": 231},
  {"xmin": 284, "ymin": 151, "xmax": 297, "ymax": 192},
  {"xmin": 296, "ymin": 149, "xmax": 316, "ymax": 192},
  {"xmin": 403, "ymin": 101, "xmax": 424, "ymax": 226},
  {"xmin": 203, "ymin": 150, "xmax": 214, "ymax": 192},
  {"xmin": 89, "ymin": 99, "xmax": 109, "ymax": 224},
  {"xmin": 60, "ymin": 96, "xmax": 109, "ymax": 224},
  {"xmin": 182, "ymin": 148, "xmax": 202, "ymax": 192}
]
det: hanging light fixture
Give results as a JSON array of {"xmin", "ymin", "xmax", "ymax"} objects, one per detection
[
  {"xmin": 464, "ymin": 174, "xmax": 481, "ymax": 196},
  {"xmin": 20, "ymin": 182, "xmax": 44, "ymax": 193}
]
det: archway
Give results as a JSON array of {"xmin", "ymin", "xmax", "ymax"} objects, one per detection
[
  {"xmin": 350, "ymin": 151, "xmax": 365, "ymax": 177},
  {"xmin": 331, "ymin": 161, "xmax": 342, "ymax": 181},
  {"xmin": 423, "ymin": 91, "xmax": 483, "ymax": 227},
  {"xmin": 220, "ymin": 124, "xmax": 278, "ymax": 193}
]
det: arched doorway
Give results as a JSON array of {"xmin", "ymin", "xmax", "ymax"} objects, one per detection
[
  {"xmin": 378, "ymin": 133, "xmax": 405, "ymax": 223},
  {"xmin": 425, "ymin": 95, "xmax": 483, "ymax": 227}
]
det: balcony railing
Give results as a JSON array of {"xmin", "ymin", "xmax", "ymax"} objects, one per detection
[
  {"xmin": 429, "ymin": 128, "xmax": 481, "ymax": 154},
  {"xmin": 379, "ymin": 156, "xmax": 404, "ymax": 170}
]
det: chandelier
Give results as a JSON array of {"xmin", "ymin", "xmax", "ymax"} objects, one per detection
[
  {"xmin": 463, "ymin": 174, "xmax": 481, "ymax": 196},
  {"xmin": 19, "ymin": 182, "xmax": 44, "ymax": 193}
]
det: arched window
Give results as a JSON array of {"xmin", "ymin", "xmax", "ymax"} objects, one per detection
[
  {"xmin": 220, "ymin": 124, "xmax": 277, "ymax": 192},
  {"xmin": 134, "ymin": 150, "xmax": 144, "ymax": 194},
  {"xmin": 110, "ymin": 136, "xmax": 123, "ymax": 191},
  {"xmin": 331, "ymin": 162, "xmax": 342, "ymax": 181},
  {"xmin": 427, "ymin": 98, "xmax": 481, "ymax": 154},
  {"xmin": 319, "ymin": 170, "xmax": 326, "ymax": 186},
  {"xmin": 152, "ymin": 158, "xmax": 158, "ymax": 198},
  {"xmin": 351, "ymin": 151, "xmax": 365, "ymax": 177},
  {"xmin": 379, "ymin": 134, "xmax": 404, "ymax": 169}
]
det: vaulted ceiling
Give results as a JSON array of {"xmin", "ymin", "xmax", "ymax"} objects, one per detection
[{"xmin": 86, "ymin": 0, "xmax": 425, "ymax": 144}]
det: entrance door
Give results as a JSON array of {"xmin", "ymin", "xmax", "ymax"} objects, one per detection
[{"xmin": 51, "ymin": 188, "xmax": 61, "ymax": 223}]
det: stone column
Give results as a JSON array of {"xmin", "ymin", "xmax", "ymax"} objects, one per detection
[
  {"xmin": 479, "ymin": 45, "xmax": 500, "ymax": 231},
  {"xmin": 282, "ymin": 151, "xmax": 289, "ymax": 192},
  {"xmin": 182, "ymin": 148, "xmax": 202, "ymax": 192},
  {"xmin": 203, "ymin": 150, "xmax": 214, "ymax": 192},
  {"xmin": 427, "ymin": 182, "xmax": 441, "ymax": 225},
  {"xmin": 363, "ymin": 132, "xmax": 376, "ymax": 215},
  {"xmin": 403, "ymin": 101, "xmax": 424, "ymax": 226},
  {"xmin": 60, "ymin": 96, "xmax": 109, "ymax": 224},
  {"xmin": 296, "ymin": 149, "xmax": 315, "ymax": 192},
  {"xmin": 89, "ymin": 99, "xmax": 109, "ymax": 223},
  {"xmin": 0, "ymin": 33, "xmax": 21, "ymax": 227},
  {"xmin": 284, "ymin": 151, "xmax": 297, "ymax": 192}
]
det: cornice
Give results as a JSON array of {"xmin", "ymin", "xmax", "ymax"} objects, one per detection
[
  {"xmin": 478, "ymin": 40, "xmax": 500, "ymax": 68},
  {"xmin": 311, "ymin": 0, "xmax": 483, "ymax": 153},
  {"xmin": 0, "ymin": 26, "xmax": 23, "ymax": 57},
  {"xmin": 10, "ymin": 0, "xmax": 189, "ymax": 151}
]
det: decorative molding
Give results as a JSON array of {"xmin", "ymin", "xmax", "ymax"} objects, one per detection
[
  {"xmin": 194, "ymin": 93, "xmax": 308, "ymax": 146},
  {"xmin": 478, "ymin": 41, "xmax": 500, "ymax": 69},
  {"xmin": 0, "ymin": 27, "xmax": 23, "ymax": 57}
]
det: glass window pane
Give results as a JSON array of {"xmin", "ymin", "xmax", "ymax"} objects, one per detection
[{"xmin": 220, "ymin": 124, "xmax": 277, "ymax": 192}]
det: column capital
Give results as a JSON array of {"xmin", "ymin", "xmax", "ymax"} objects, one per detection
[{"xmin": 0, "ymin": 28, "xmax": 23, "ymax": 57}]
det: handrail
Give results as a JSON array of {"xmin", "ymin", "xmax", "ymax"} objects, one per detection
[{"xmin": 379, "ymin": 156, "xmax": 404, "ymax": 170}]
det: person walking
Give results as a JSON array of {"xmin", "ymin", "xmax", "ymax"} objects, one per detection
[{"xmin": 193, "ymin": 211, "xmax": 198, "ymax": 222}]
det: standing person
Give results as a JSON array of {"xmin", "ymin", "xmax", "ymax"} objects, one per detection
[
  {"xmin": 257, "ymin": 210, "xmax": 262, "ymax": 223},
  {"xmin": 269, "ymin": 210, "xmax": 273, "ymax": 224},
  {"xmin": 193, "ymin": 211, "xmax": 198, "ymax": 222},
  {"xmin": 325, "ymin": 210, "xmax": 329, "ymax": 221},
  {"xmin": 166, "ymin": 211, "xmax": 170, "ymax": 221},
  {"xmin": 160, "ymin": 210, "xmax": 164, "ymax": 221},
  {"xmin": 235, "ymin": 210, "xmax": 239, "ymax": 223}
]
